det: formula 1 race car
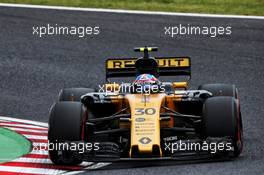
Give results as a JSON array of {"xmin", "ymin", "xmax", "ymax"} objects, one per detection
[{"xmin": 48, "ymin": 47, "xmax": 243, "ymax": 165}]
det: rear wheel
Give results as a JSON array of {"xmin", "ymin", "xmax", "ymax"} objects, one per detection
[
  {"xmin": 59, "ymin": 88, "xmax": 95, "ymax": 102},
  {"xmin": 202, "ymin": 96, "xmax": 243, "ymax": 157},
  {"xmin": 198, "ymin": 83, "xmax": 238, "ymax": 98},
  {"xmin": 48, "ymin": 102, "xmax": 86, "ymax": 165}
]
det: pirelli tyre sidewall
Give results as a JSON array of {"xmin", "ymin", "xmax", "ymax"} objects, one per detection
[
  {"xmin": 58, "ymin": 88, "xmax": 95, "ymax": 102},
  {"xmin": 48, "ymin": 101, "xmax": 86, "ymax": 165},
  {"xmin": 202, "ymin": 96, "xmax": 243, "ymax": 157}
]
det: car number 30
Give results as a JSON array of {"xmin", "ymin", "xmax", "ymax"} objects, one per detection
[{"xmin": 135, "ymin": 108, "xmax": 156, "ymax": 115}]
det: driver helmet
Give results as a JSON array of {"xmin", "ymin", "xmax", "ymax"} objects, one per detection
[
  {"xmin": 134, "ymin": 74, "xmax": 160, "ymax": 93},
  {"xmin": 134, "ymin": 74, "xmax": 158, "ymax": 85}
]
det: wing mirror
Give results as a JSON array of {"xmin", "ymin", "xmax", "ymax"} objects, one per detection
[{"xmin": 172, "ymin": 82, "xmax": 188, "ymax": 89}]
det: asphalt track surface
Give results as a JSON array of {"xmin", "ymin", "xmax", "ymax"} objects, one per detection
[{"xmin": 0, "ymin": 6, "xmax": 263, "ymax": 175}]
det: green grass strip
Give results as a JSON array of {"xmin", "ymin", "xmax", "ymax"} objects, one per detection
[
  {"xmin": 0, "ymin": 127, "xmax": 31, "ymax": 163},
  {"xmin": 0, "ymin": 0, "xmax": 263, "ymax": 16}
]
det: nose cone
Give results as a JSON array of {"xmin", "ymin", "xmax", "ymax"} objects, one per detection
[{"xmin": 125, "ymin": 93, "xmax": 165, "ymax": 157}]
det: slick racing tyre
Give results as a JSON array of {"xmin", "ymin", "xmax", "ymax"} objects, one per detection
[
  {"xmin": 198, "ymin": 83, "xmax": 238, "ymax": 98},
  {"xmin": 48, "ymin": 102, "xmax": 86, "ymax": 165},
  {"xmin": 202, "ymin": 96, "xmax": 243, "ymax": 157},
  {"xmin": 59, "ymin": 88, "xmax": 95, "ymax": 102}
]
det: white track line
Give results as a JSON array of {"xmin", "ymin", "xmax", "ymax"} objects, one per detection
[
  {"xmin": 12, "ymin": 158, "xmax": 52, "ymax": 164},
  {"xmin": 30, "ymin": 150, "xmax": 48, "ymax": 155},
  {"xmin": 2, "ymin": 127, "xmax": 48, "ymax": 133},
  {"xmin": 32, "ymin": 142, "xmax": 48, "ymax": 147},
  {"xmin": 23, "ymin": 134, "xmax": 47, "ymax": 140},
  {"xmin": 0, "ymin": 123, "xmax": 46, "ymax": 129},
  {"xmin": 0, "ymin": 116, "xmax": 48, "ymax": 127},
  {"xmin": 83, "ymin": 163, "xmax": 112, "ymax": 170},
  {"xmin": 0, "ymin": 166, "xmax": 66, "ymax": 174},
  {"xmin": 0, "ymin": 3, "xmax": 263, "ymax": 19},
  {"xmin": 12, "ymin": 158, "xmax": 94, "ymax": 166},
  {"xmin": 80, "ymin": 162, "xmax": 94, "ymax": 166}
]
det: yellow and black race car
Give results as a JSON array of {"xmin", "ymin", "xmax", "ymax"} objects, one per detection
[{"xmin": 48, "ymin": 47, "xmax": 243, "ymax": 165}]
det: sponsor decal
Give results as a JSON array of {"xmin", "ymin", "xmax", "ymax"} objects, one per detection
[
  {"xmin": 139, "ymin": 137, "xmax": 152, "ymax": 144},
  {"xmin": 135, "ymin": 118, "xmax": 145, "ymax": 122},
  {"xmin": 106, "ymin": 57, "xmax": 190, "ymax": 69}
]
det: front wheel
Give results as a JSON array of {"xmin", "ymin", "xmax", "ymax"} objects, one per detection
[
  {"xmin": 48, "ymin": 102, "xmax": 86, "ymax": 165},
  {"xmin": 202, "ymin": 96, "xmax": 243, "ymax": 157}
]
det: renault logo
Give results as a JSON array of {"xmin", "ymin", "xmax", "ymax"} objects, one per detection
[{"xmin": 139, "ymin": 137, "xmax": 152, "ymax": 144}]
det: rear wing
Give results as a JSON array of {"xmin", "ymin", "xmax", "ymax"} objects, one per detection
[{"xmin": 106, "ymin": 57, "xmax": 191, "ymax": 81}]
